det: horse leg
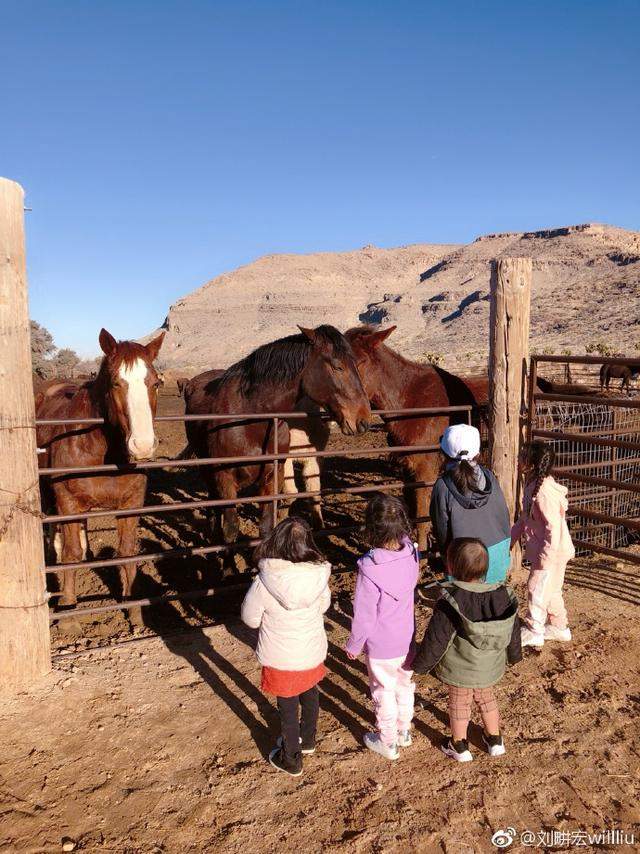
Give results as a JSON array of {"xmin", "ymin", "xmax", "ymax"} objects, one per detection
[
  {"xmin": 409, "ymin": 454, "xmax": 438, "ymax": 559},
  {"xmin": 281, "ymin": 456, "xmax": 297, "ymax": 522},
  {"xmin": 216, "ymin": 471, "xmax": 240, "ymax": 545},
  {"xmin": 59, "ymin": 522, "xmax": 83, "ymax": 607},
  {"xmin": 301, "ymin": 453, "xmax": 323, "ymax": 528},
  {"xmin": 116, "ymin": 516, "xmax": 143, "ymax": 627},
  {"xmin": 258, "ymin": 462, "xmax": 282, "ymax": 538}
]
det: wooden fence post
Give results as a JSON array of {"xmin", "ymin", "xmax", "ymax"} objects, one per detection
[
  {"xmin": 488, "ymin": 257, "xmax": 532, "ymax": 581},
  {"xmin": 0, "ymin": 177, "xmax": 51, "ymax": 690}
]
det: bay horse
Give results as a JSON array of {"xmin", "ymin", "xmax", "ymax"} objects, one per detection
[
  {"xmin": 183, "ymin": 368, "xmax": 329, "ymax": 527},
  {"xmin": 345, "ymin": 325, "xmax": 488, "ymax": 552},
  {"xmin": 599, "ymin": 363, "xmax": 640, "ymax": 395},
  {"xmin": 36, "ymin": 329, "xmax": 165, "ymax": 615},
  {"xmin": 183, "ymin": 325, "xmax": 371, "ymax": 552}
]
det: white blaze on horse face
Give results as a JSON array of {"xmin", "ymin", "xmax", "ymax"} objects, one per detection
[{"xmin": 119, "ymin": 359, "xmax": 156, "ymax": 459}]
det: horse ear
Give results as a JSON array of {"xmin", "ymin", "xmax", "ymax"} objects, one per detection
[
  {"xmin": 99, "ymin": 328, "xmax": 117, "ymax": 356},
  {"xmin": 298, "ymin": 326, "xmax": 317, "ymax": 345},
  {"xmin": 367, "ymin": 325, "xmax": 397, "ymax": 348},
  {"xmin": 145, "ymin": 331, "xmax": 165, "ymax": 363}
]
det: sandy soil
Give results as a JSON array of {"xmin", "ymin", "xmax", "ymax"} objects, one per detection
[{"xmin": 2, "ymin": 560, "xmax": 640, "ymax": 853}]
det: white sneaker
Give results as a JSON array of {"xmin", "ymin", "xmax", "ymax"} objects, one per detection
[
  {"xmin": 397, "ymin": 729, "xmax": 412, "ymax": 747},
  {"xmin": 363, "ymin": 732, "xmax": 399, "ymax": 760},
  {"xmin": 482, "ymin": 732, "xmax": 506, "ymax": 757},
  {"xmin": 521, "ymin": 627, "xmax": 545, "ymax": 648},
  {"xmin": 441, "ymin": 738, "xmax": 473, "ymax": 762},
  {"xmin": 544, "ymin": 625, "xmax": 572, "ymax": 642}
]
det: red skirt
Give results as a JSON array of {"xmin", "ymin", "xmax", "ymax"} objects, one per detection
[{"xmin": 261, "ymin": 662, "xmax": 326, "ymax": 698}]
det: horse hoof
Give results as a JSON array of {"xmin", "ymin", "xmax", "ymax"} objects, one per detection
[{"xmin": 126, "ymin": 606, "xmax": 144, "ymax": 628}]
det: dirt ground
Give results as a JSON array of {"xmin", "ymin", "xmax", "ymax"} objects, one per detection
[
  {"xmin": 3, "ymin": 386, "xmax": 640, "ymax": 852},
  {"xmin": 2, "ymin": 559, "xmax": 640, "ymax": 853}
]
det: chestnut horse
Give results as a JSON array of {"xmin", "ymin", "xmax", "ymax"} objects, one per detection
[
  {"xmin": 36, "ymin": 329, "xmax": 165, "ymax": 614},
  {"xmin": 345, "ymin": 326, "xmax": 488, "ymax": 552},
  {"xmin": 183, "ymin": 325, "xmax": 371, "ymax": 550}
]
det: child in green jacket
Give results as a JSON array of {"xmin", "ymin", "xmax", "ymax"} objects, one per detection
[{"xmin": 413, "ymin": 538, "xmax": 521, "ymax": 762}]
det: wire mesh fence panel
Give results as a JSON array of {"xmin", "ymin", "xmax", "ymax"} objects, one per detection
[{"xmin": 532, "ymin": 363, "xmax": 640, "ymax": 560}]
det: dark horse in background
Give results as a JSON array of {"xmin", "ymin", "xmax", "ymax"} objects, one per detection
[
  {"xmin": 36, "ymin": 329, "xmax": 165, "ymax": 618},
  {"xmin": 183, "ymin": 325, "xmax": 371, "ymax": 555},
  {"xmin": 345, "ymin": 326, "xmax": 488, "ymax": 553},
  {"xmin": 599, "ymin": 362, "xmax": 640, "ymax": 395}
]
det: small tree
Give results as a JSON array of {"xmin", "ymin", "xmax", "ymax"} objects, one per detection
[
  {"xmin": 54, "ymin": 348, "xmax": 81, "ymax": 376},
  {"xmin": 30, "ymin": 321, "xmax": 56, "ymax": 377}
]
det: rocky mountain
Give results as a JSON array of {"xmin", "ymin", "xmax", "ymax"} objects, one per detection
[{"xmin": 150, "ymin": 223, "xmax": 640, "ymax": 375}]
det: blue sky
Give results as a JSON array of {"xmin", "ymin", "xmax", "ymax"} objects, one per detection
[{"xmin": 3, "ymin": 1, "xmax": 639, "ymax": 356}]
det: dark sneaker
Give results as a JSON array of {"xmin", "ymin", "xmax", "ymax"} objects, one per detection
[
  {"xmin": 441, "ymin": 737, "xmax": 473, "ymax": 762},
  {"xmin": 482, "ymin": 732, "xmax": 506, "ymax": 757},
  {"xmin": 269, "ymin": 747, "xmax": 303, "ymax": 777},
  {"xmin": 276, "ymin": 735, "xmax": 316, "ymax": 755}
]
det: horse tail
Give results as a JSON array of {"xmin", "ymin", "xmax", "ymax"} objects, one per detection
[{"xmin": 599, "ymin": 364, "xmax": 607, "ymax": 389}]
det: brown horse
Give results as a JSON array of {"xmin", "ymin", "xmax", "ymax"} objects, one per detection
[
  {"xmin": 36, "ymin": 329, "xmax": 165, "ymax": 613},
  {"xmin": 184, "ymin": 325, "xmax": 371, "ymax": 552},
  {"xmin": 345, "ymin": 326, "xmax": 488, "ymax": 552},
  {"xmin": 599, "ymin": 363, "xmax": 640, "ymax": 395}
]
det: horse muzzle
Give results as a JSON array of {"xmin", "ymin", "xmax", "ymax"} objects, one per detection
[{"xmin": 127, "ymin": 436, "xmax": 159, "ymax": 461}]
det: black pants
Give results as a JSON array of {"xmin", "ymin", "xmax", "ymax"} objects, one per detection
[{"xmin": 277, "ymin": 686, "xmax": 320, "ymax": 760}]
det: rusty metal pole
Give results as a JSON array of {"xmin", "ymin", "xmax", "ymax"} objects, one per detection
[
  {"xmin": 272, "ymin": 416, "xmax": 279, "ymax": 529},
  {"xmin": 0, "ymin": 177, "xmax": 51, "ymax": 690}
]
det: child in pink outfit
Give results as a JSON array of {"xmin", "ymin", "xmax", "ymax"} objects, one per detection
[
  {"xmin": 511, "ymin": 442, "xmax": 575, "ymax": 648},
  {"xmin": 345, "ymin": 494, "xmax": 419, "ymax": 760}
]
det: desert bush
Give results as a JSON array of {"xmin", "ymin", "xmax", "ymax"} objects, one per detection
[{"xmin": 585, "ymin": 341, "xmax": 615, "ymax": 357}]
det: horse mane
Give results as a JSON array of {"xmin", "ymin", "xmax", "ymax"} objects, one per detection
[{"xmin": 223, "ymin": 325, "xmax": 353, "ymax": 397}]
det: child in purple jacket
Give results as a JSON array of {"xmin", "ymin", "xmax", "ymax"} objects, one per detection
[{"xmin": 345, "ymin": 494, "xmax": 419, "ymax": 760}]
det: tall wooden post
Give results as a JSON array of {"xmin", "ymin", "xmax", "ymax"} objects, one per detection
[
  {"xmin": 488, "ymin": 257, "xmax": 532, "ymax": 581},
  {"xmin": 0, "ymin": 177, "xmax": 51, "ymax": 689}
]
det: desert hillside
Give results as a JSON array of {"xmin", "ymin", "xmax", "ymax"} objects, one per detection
[{"xmin": 150, "ymin": 223, "xmax": 640, "ymax": 373}]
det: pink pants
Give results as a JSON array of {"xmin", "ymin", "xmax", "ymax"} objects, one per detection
[
  {"xmin": 525, "ymin": 558, "xmax": 569, "ymax": 635},
  {"xmin": 366, "ymin": 656, "xmax": 415, "ymax": 746}
]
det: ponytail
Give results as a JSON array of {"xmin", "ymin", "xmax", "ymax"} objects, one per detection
[
  {"xmin": 525, "ymin": 441, "xmax": 556, "ymax": 501},
  {"xmin": 450, "ymin": 459, "xmax": 480, "ymax": 494}
]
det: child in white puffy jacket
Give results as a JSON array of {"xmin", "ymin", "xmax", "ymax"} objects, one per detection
[{"xmin": 241, "ymin": 517, "xmax": 331, "ymax": 777}]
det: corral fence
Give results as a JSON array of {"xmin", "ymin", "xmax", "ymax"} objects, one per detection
[
  {"xmin": 1, "ymin": 176, "xmax": 529, "ymax": 690},
  {"xmin": 529, "ymin": 354, "xmax": 640, "ymax": 567},
  {"xmin": 38, "ymin": 404, "xmax": 474, "ymax": 623}
]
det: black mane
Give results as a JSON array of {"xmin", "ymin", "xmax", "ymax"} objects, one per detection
[{"xmin": 223, "ymin": 325, "xmax": 353, "ymax": 397}]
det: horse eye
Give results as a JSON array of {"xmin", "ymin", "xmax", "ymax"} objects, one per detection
[{"xmin": 332, "ymin": 362, "xmax": 344, "ymax": 373}]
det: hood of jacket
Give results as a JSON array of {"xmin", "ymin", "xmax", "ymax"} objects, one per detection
[
  {"xmin": 443, "ymin": 465, "xmax": 495, "ymax": 510},
  {"xmin": 445, "ymin": 581, "xmax": 517, "ymax": 651},
  {"xmin": 358, "ymin": 538, "xmax": 419, "ymax": 601},
  {"xmin": 258, "ymin": 558, "xmax": 331, "ymax": 611}
]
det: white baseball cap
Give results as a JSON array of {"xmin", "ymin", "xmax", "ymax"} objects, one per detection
[{"xmin": 440, "ymin": 424, "xmax": 481, "ymax": 461}]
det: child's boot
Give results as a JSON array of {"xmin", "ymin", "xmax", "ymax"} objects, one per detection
[
  {"xmin": 544, "ymin": 625, "xmax": 572, "ymax": 642},
  {"xmin": 441, "ymin": 737, "xmax": 473, "ymax": 762},
  {"xmin": 363, "ymin": 732, "xmax": 399, "ymax": 760},
  {"xmin": 397, "ymin": 729, "xmax": 412, "ymax": 747},
  {"xmin": 269, "ymin": 747, "xmax": 303, "ymax": 777},
  {"xmin": 521, "ymin": 626, "xmax": 544, "ymax": 648}
]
